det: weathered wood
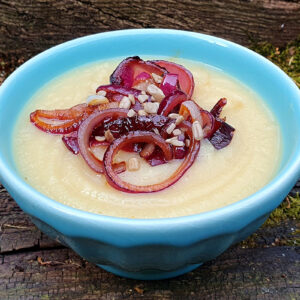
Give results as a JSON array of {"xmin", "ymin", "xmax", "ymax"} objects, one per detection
[
  {"xmin": 0, "ymin": 0, "xmax": 299, "ymax": 57},
  {"xmin": 0, "ymin": 185, "xmax": 61, "ymax": 253},
  {"xmin": 0, "ymin": 246, "xmax": 299, "ymax": 299}
]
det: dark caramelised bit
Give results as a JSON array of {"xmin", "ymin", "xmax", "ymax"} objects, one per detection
[
  {"xmin": 210, "ymin": 98, "xmax": 227, "ymax": 118},
  {"xmin": 62, "ymin": 132, "xmax": 80, "ymax": 155},
  {"xmin": 209, "ymin": 121, "xmax": 235, "ymax": 150}
]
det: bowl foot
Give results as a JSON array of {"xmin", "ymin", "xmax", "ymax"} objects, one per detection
[{"xmin": 98, "ymin": 263, "xmax": 202, "ymax": 280}]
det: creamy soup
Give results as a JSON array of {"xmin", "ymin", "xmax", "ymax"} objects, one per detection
[{"xmin": 13, "ymin": 58, "xmax": 281, "ymax": 218}]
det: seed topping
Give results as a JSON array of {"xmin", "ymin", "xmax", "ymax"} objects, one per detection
[
  {"xmin": 173, "ymin": 129, "xmax": 182, "ymax": 136},
  {"xmin": 143, "ymin": 102, "xmax": 159, "ymax": 114},
  {"xmin": 128, "ymin": 94, "xmax": 135, "ymax": 104},
  {"xmin": 137, "ymin": 94, "xmax": 149, "ymax": 103},
  {"xmin": 138, "ymin": 109, "xmax": 147, "ymax": 116},
  {"xmin": 175, "ymin": 115, "xmax": 184, "ymax": 125},
  {"xmin": 104, "ymin": 130, "xmax": 114, "ymax": 142},
  {"xmin": 127, "ymin": 157, "xmax": 140, "ymax": 171},
  {"xmin": 94, "ymin": 136, "xmax": 106, "ymax": 142},
  {"xmin": 192, "ymin": 120, "xmax": 203, "ymax": 141},
  {"xmin": 86, "ymin": 95, "xmax": 109, "ymax": 106},
  {"xmin": 127, "ymin": 109, "xmax": 137, "ymax": 117},
  {"xmin": 152, "ymin": 73, "xmax": 163, "ymax": 84},
  {"xmin": 119, "ymin": 96, "xmax": 131, "ymax": 109},
  {"xmin": 166, "ymin": 122, "xmax": 176, "ymax": 134},
  {"xmin": 146, "ymin": 84, "xmax": 165, "ymax": 102}
]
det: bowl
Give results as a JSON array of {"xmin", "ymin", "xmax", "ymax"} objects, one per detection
[{"xmin": 0, "ymin": 29, "xmax": 299, "ymax": 280}]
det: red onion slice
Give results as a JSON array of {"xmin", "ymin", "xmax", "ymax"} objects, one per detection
[
  {"xmin": 96, "ymin": 84, "xmax": 141, "ymax": 99},
  {"xmin": 209, "ymin": 121, "xmax": 235, "ymax": 149},
  {"xmin": 103, "ymin": 124, "xmax": 200, "ymax": 193},
  {"xmin": 30, "ymin": 102, "xmax": 120, "ymax": 134},
  {"xmin": 160, "ymin": 73, "xmax": 179, "ymax": 97},
  {"xmin": 78, "ymin": 108, "xmax": 129, "ymax": 173},
  {"xmin": 110, "ymin": 57, "xmax": 166, "ymax": 88},
  {"xmin": 30, "ymin": 112, "xmax": 83, "ymax": 134},
  {"xmin": 179, "ymin": 100, "xmax": 215, "ymax": 138},
  {"xmin": 134, "ymin": 71, "xmax": 152, "ymax": 82},
  {"xmin": 150, "ymin": 60, "xmax": 194, "ymax": 98},
  {"xmin": 62, "ymin": 131, "xmax": 79, "ymax": 154},
  {"xmin": 32, "ymin": 103, "xmax": 93, "ymax": 121},
  {"xmin": 157, "ymin": 90, "xmax": 188, "ymax": 116},
  {"xmin": 210, "ymin": 98, "xmax": 227, "ymax": 118}
]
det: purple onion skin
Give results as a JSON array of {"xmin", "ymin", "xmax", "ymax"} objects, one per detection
[
  {"xmin": 145, "ymin": 148, "xmax": 167, "ymax": 166},
  {"xmin": 109, "ymin": 56, "xmax": 166, "ymax": 88},
  {"xmin": 209, "ymin": 121, "xmax": 235, "ymax": 150},
  {"xmin": 210, "ymin": 97, "xmax": 227, "ymax": 118},
  {"xmin": 62, "ymin": 132, "xmax": 79, "ymax": 155},
  {"xmin": 160, "ymin": 73, "xmax": 179, "ymax": 97}
]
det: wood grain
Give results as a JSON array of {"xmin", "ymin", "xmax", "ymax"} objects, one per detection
[
  {"xmin": 0, "ymin": 0, "xmax": 299, "ymax": 57},
  {"xmin": 0, "ymin": 246, "xmax": 299, "ymax": 299}
]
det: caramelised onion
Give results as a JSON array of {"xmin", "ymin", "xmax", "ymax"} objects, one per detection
[
  {"xmin": 78, "ymin": 108, "xmax": 129, "ymax": 173},
  {"xmin": 30, "ymin": 57, "xmax": 236, "ymax": 193},
  {"xmin": 30, "ymin": 113, "xmax": 84, "ymax": 134},
  {"xmin": 30, "ymin": 103, "xmax": 95, "ymax": 134},
  {"xmin": 157, "ymin": 90, "xmax": 187, "ymax": 116},
  {"xmin": 133, "ymin": 72, "xmax": 152, "ymax": 86},
  {"xmin": 96, "ymin": 84, "xmax": 141, "ymax": 99},
  {"xmin": 151, "ymin": 60, "xmax": 195, "ymax": 98},
  {"xmin": 62, "ymin": 131, "xmax": 79, "ymax": 154},
  {"xmin": 209, "ymin": 121, "xmax": 235, "ymax": 150},
  {"xmin": 103, "ymin": 123, "xmax": 200, "ymax": 193},
  {"xmin": 160, "ymin": 73, "xmax": 179, "ymax": 97},
  {"xmin": 32, "ymin": 103, "xmax": 93, "ymax": 120},
  {"xmin": 179, "ymin": 100, "xmax": 202, "ymax": 122},
  {"xmin": 110, "ymin": 56, "xmax": 166, "ymax": 88},
  {"xmin": 140, "ymin": 143, "xmax": 156, "ymax": 158},
  {"xmin": 210, "ymin": 97, "xmax": 227, "ymax": 118},
  {"xmin": 30, "ymin": 102, "xmax": 119, "ymax": 134},
  {"xmin": 179, "ymin": 100, "xmax": 214, "ymax": 138}
]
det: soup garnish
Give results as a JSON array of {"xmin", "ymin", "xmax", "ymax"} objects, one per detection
[{"xmin": 30, "ymin": 57, "xmax": 235, "ymax": 193}]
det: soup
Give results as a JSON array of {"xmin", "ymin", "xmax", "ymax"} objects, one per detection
[{"xmin": 13, "ymin": 58, "xmax": 281, "ymax": 218}]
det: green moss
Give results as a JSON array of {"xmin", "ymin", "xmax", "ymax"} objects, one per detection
[
  {"xmin": 250, "ymin": 37, "xmax": 300, "ymax": 88},
  {"xmin": 239, "ymin": 195, "xmax": 300, "ymax": 248},
  {"xmin": 263, "ymin": 194, "xmax": 300, "ymax": 227}
]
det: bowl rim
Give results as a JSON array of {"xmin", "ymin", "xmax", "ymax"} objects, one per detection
[{"xmin": 0, "ymin": 28, "xmax": 300, "ymax": 233}]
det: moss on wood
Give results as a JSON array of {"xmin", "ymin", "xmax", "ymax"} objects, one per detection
[
  {"xmin": 251, "ymin": 36, "xmax": 300, "ymax": 87},
  {"xmin": 264, "ymin": 194, "xmax": 300, "ymax": 227},
  {"xmin": 240, "ymin": 195, "xmax": 300, "ymax": 248}
]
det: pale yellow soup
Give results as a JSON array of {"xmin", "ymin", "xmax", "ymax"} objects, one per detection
[{"xmin": 13, "ymin": 58, "xmax": 281, "ymax": 219}]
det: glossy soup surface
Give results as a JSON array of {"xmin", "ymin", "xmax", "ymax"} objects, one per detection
[{"xmin": 13, "ymin": 58, "xmax": 281, "ymax": 218}]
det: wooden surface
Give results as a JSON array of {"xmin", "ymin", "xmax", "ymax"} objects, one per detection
[
  {"xmin": 0, "ymin": 0, "xmax": 300, "ymax": 298},
  {"xmin": 0, "ymin": 0, "xmax": 300, "ymax": 57}
]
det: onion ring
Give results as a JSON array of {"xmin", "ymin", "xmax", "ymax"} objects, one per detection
[
  {"xmin": 30, "ymin": 102, "xmax": 119, "ymax": 134},
  {"xmin": 179, "ymin": 100, "xmax": 215, "ymax": 138},
  {"xmin": 151, "ymin": 60, "xmax": 194, "ymax": 98},
  {"xmin": 103, "ymin": 125, "xmax": 200, "ymax": 193},
  {"xmin": 110, "ymin": 56, "xmax": 166, "ymax": 88},
  {"xmin": 78, "ymin": 108, "xmax": 129, "ymax": 173},
  {"xmin": 157, "ymin": 90, "xmax": 187, "ymax": 116}
]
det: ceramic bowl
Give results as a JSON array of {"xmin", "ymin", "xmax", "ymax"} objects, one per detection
[{"xmin": 0, "ymin": 29, "xmax": 299, "ymax": 280}]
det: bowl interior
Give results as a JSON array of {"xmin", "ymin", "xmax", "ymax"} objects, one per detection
[{"xmin": 0, "ymin": 29, "xmax": 300, "ymax": 224}]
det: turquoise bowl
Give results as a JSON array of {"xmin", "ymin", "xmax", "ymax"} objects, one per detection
[{"xmin": 0, "ymin": 29, "xmax": 299, "ymax": 280}]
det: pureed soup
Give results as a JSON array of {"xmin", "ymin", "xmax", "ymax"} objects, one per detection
[{"xmin": 13, "ymin": 57, "xmax": 281, "ymax": 219}]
